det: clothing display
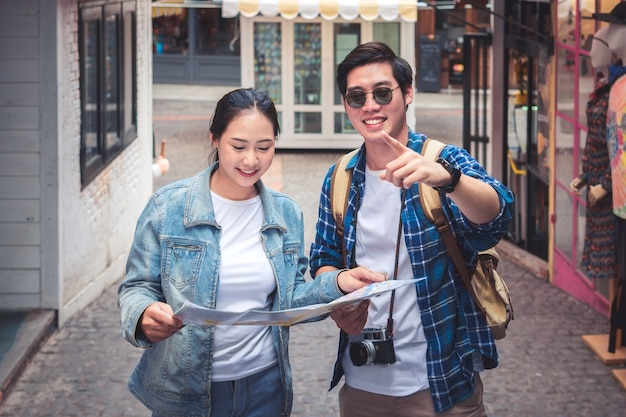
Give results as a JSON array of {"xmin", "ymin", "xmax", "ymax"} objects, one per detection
[
  {"xmin": 580, "ymin": 84, "xmax": 618, "ymax": 280},
  {"xmin": 607, "ymin": 66, "xmax": 626, "ymax": 219}
]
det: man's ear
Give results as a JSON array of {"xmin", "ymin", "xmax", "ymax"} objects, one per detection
[{"xmin": 403, "ymin": 86, "xmax": 414, "ymax": 106}]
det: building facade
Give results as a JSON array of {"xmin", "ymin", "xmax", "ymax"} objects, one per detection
[{"xmin": 0, "ymin": 0, "xmax": 153, "ymax": 325}]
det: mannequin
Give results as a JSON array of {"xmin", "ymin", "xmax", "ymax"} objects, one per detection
[
  {"xmin": 590, "ymin": 27, "xmax": 613, "ymax": 83},
  {"xmin": 569, "ymin": 27, "xmax": 617, "ymax": 284},
  {"xmin": 605, "ymin": 20, "xmax": 626, "ymax": 354}
]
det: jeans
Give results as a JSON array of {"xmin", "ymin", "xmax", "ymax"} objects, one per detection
[
  {"xmin": 210, "ymin": 363, "xmax": 285, "ymax": 417},
  {"xmin": 151, "ymin": 363, "xmax": 285, "ymax": 417}
]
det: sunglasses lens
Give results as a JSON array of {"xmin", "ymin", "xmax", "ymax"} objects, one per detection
[
  {"xmin": 346, "ymin": 91, "xmax": 366, "ymax": 108},
  {"xmin": 373, "ymin": 88, "xmax": 393, "ymax": 104},
  {"xmin": 345, "ymin": 87, "xmax": 395, "ymax": 108}
]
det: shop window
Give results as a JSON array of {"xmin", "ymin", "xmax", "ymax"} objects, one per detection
[
  {"xmin": 335, "ymin": 113, "xmax": 356, "ymax": 134},
  {"xmin": 373, "ymin": 22, "xmax": 400, "ymax": 54},
  {"xmin": 334, "ymin": 23, "xmax": 361, "ymax": 105},
  {"xmin": 295, "ymin": 112, "xmax": 321, "ymax": 134},
  {"xmin": 294, "ymin": 23, "xmax": 321, "ymax": 105},
  {"xmin": 195, "ymin": 9, "xmax": 239, "ymax": 56},
  {"xmin": 254, "ymin": 22, "xmax": 282, "ymax": 104},
  {"xmin": 79, "ymin": 2, "xmax": 137, "ymax": 187},
  {"xmin": 153, "ymin": 11, "xmax": 188, "ymax": 55}
]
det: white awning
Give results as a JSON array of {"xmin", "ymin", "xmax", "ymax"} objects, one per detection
[{"xmin": 221, "ymin": 0, "xmax": 418, "ymax": 22}]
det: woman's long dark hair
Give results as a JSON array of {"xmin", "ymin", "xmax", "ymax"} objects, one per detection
[{"xmin": 208, "ymin": 88, "xmax": 280, "ymax": 163}]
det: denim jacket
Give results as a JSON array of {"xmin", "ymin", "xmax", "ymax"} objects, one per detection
[{"xmin": 119, "ymin": 163, "xmax": 346, "ymax": 417}]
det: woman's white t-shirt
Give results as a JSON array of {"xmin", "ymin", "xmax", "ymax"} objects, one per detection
[{"xmin": 210, "ymin": 192, "xmax": 278, "ymax": 381}]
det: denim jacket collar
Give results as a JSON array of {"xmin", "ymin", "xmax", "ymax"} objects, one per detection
[{"xmin": 184, "ymin": 162, "xmax": 287, "ymax": 233}]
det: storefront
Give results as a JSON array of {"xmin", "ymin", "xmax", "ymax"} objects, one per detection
[
  {"xmin": 549, "ymin": 0, "xmax": 624, "ymax": 318},
  {"xmin": 490, "ymin": 0, "xmax": 626, "ymax": 319},
  {"xmin": 152, "ymin": 0, "xmax": 241, "ymax": 85},
  {"xmin": 222, "ymin": 0, "xmax": 417, "ymax": 149}
]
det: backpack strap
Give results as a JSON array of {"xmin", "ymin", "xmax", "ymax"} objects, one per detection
[
  {"xmin": 418, "ymin": 138, "xmax": 446, "ymax": 223},
  {"xmin": 419, "ymin": 139, "xmax": 487, "ymax": 316},
  {"xmin": 330, "ymin": 148, "xmax": 359, "ymax": 240}
]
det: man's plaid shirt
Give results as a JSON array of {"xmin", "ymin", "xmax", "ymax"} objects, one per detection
[{"xmin": 310, "ymin": 129, "xmax": 514, "ymax": 413}]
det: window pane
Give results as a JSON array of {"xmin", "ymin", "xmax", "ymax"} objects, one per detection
[
  {"xmin": 295, "ymin": 112, "xmax": 321, "ymax": 134},
  {"xmin": 104, "ymin": 12, "xmax": 121, "ymax": 156},
  {"xmin": 294, "ymin": 23, "xmax": 321, "ymax": 105},
  {"xmin": 335, "ymin": 112, "xmax": 355, "ymax": 134},
  {"xmin": 123, "ymin": 7, "xmax": 136, "ymax": 143},
  {"xmin": 254, "ymin": 22, "xmax": 281, "ymax": 104},
  {"xmin": 373, "ymin": 22, "xmax": 400, "ymax": 54},
  {"xmin": 554, "ymin": 184, "xmax": 574, "ymax": 259},
  {"xmin": 83, "ymin": 17, "xmax": 101, "ymax": 166},
  {"xmin": 153, "ymin": 11, "xmax": 188, "ymax": 55},
  {"xmin": 334, "ymin": 23, "xmax": 360, "ymax": 105},
  {"xmin": 196, "ymin": 9, "xmax": 238, "ymax": 56},
  {"xmin": 555, "ymin": 127, "xmax": 575, "ymax": 189}
]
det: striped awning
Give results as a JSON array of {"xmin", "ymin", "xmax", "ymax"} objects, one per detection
[
  {"xmin": 152, "ymin": 0, "xmax": 220, "ymax": 18},
  {"xmin": 222, "ymin": 0, "xmax": 418, "ymax": 22},
  {"xmin": 152, "ymin": 0, "xmax": 185, "ymax": 18}
]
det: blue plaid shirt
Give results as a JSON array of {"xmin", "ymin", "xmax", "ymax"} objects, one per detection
[{"xmin": 310, "ymin": 129, "xmax": 514, "ymax": 412}]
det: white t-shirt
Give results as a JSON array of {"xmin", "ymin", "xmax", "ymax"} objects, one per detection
[
  {"xmin": 210, "ymin": 192, "xmax": 278, "ymax": 381},
  {"xmin": 342, "ymin": 167, "xmax": 429, "ymax": 396}
]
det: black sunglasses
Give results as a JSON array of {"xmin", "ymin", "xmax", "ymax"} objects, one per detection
[{"xmin": 344, "ymin": 86, "xmax": 401, "ymax": 109}]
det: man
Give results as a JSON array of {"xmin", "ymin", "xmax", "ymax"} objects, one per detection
[{"xmin": 310, "ymin": 42, "xmax": 514, "ymax": 416}]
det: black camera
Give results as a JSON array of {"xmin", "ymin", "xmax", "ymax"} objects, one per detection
[{"xmin": 349, "ymin": 327, "xmax": 396, "ymax": 366}]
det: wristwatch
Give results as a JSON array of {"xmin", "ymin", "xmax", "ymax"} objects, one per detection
[{"xmin": 433, "ymin": 157, "xmax": 461, "ymax": 193}]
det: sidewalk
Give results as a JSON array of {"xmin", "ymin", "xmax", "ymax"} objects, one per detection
[{"xmin": 1, "ymin": 85, "xmax": 626, "ymax": 416}]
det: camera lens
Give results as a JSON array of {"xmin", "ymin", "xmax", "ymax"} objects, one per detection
[{"xmin": 349, "ymin": 340, "xmax": 376, "ymax": 366}]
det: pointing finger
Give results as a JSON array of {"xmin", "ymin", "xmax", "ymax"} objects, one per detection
[{"xmin": 381, "ymin": 131, "xmax": 408, "ymax": 156}]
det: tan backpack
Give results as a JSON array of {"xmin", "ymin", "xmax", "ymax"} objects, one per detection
[{"xmin": 329, "ymin": 139, "xmax": 513, "ymax": 339}]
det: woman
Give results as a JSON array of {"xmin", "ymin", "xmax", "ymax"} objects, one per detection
[{"xmin": 118, "ymin": 88, "xmax": 383, "ymax": 417}]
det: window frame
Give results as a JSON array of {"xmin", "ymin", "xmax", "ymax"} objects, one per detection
[{"xmin": 79, "ymin": 1, "xmax": 137, "ymax": 187}]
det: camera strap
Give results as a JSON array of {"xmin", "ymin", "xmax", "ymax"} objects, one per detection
[{"xmin": 386, "ymin": 189, "xmax": 406, "ymax": 339}]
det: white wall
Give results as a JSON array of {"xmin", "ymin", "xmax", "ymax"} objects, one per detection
[{"xmin": 57, "ymin": 0, "xmax": 154, "ymax": 324}]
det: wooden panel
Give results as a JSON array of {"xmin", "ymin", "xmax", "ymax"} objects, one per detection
[
  {"xmin": 0, "ymin": 153, "xmax": 39, "ymax": 176},
  {"xmin": 417, "ymin": 8, "xmax": 435, "ymax": 35},
  {"xmin": 0, "ymin": 107, "xmax": 39, "ymax": 130},
  {"xmin": 0, "ymin": 60, "xmax": 39, "ymax": 82},
  {"xmin": 582, "ymin": 334, "xmax": 626, "ymax": 365},
  {"xmin": 0, "ymin": 246, "xmax": 40, "ymax": 269},
  {"xmin": 0, "ymin": 38, "xmax": 39, "ymax": 60},
  {"xmin": 0, "ymin": 223, "xmax": 40, "ymax": 245},
  {"xmin": 0, "ymin": 269, "xmax": 39, "ymax": 293},
  {"xmin": 0, "ymin": 199, "xmax": 39, "ymax": 222},
  {"xmin": 2, "ymin": 0, "xmax": 39, "ymax": 16},
  {"xmin": 0, "ymin": 130, "xmax": 39, "ymax": 152},
  {"xmin": 0, "ymin": 293, "xmax": 40, "ymax": 310},
  {"xmin": 0, "ymin": 16, "xmax": 37, "ymax": 37},
  {"xmin": 0, "ymin": 176, "xmax": 39, "ymax": 198},
  {"xmin": 0, "ymin": 83, "xmax": 39, "ymax": 106}
]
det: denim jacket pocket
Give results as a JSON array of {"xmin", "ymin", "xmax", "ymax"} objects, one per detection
[{"xmin": 162, "ymin": 238, "xmax": 206, "ymax": 288}]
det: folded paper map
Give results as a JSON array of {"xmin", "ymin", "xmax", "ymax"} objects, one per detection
[{"xmin": 174, "ymin": 279, "xmax": 418, "ymax": 326}]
